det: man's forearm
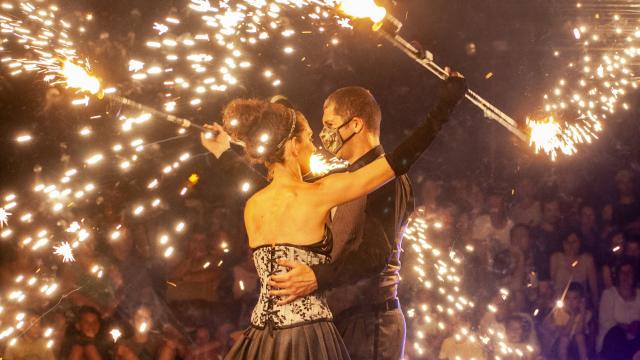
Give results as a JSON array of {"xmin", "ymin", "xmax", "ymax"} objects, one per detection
[{"xmin": 312, "ymin": 232, "xmax": 390, "ymax": 291}]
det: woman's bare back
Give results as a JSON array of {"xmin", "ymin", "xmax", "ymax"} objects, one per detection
[{"xmin": 245, "ymin": 181, "xmax": 329, "ymax": 249}]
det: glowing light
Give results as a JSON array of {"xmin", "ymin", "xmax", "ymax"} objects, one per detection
[
  {"xmin": 527, "ymin": 116, "xmax": 577, "ymax": 161},
  {"xmin": 53, "ymin": 242, "xmax": 75, "ymax": 262},
  {"xmin": 338, "ymin": 0, "xmax": 387, "ymax": 23},
  {"xmin": 110, "ymin": 328, "xmax": 122, "ymax": 342},
  {"xmin": 16, "ymin": 134, "xmax": 32, "ymax": 143},
  {"xmin": 0, "ymin": 207, "xmax": 11, "ymax": 228},
  {"xmin": 241, "ymin": 182, "xmax": 251, "ymax": 193},
  {"xmin": 60, "ymin": 61, "xmax": 101, "ymax": 94}
]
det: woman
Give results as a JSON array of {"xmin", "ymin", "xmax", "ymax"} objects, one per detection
[
  {"xmin": 218, "ymin": 75, "xmax": 466, "ymax": 359},
  {"xmin": 601, "ymin": 230, "xmax": 626, "ymax": 289},
  {"xmin": 599, "ymin": 258, "xmax": 640, "ymax": 359},
  {"xmin": 550, "ymin": 231, "xmax": 598, "ymax": 305}
]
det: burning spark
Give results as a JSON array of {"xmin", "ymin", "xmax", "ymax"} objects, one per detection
[
  {"xmin": 0, "ymin": 207, "xmax": 11, "ymax": 228},
  {"xmin": 110, "ymin": 328, "xmax": 122, "ymax": 342},
  {"xmin": 53, "ymin": 242, "xmax": 75, "ymax": 262},
  {"xmin": 309, "ymin": 153, "xmax": 347, "ymax": 176},
  {"xmin": 16, "ymin": 134, "xmax": 32, "ymax": 143},
  {"xmin": 59, "ymin": 61, "xmax": 101, "ymax": 94}
]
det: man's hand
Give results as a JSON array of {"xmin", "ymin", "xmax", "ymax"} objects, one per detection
[
  {"xmin": 200, "ymin": 123, "xmax": 231, "ymax": 159},
  {"xmin": 269, "ymin": 259, "xmax": 318, "ymax": 305},
  {"xmin": 438, "ymin": 68, "xmax": 467, "ymax": 109}
]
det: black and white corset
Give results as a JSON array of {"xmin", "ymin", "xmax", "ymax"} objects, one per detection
[{"xmin": 250, "ymin": 231, "xmax": 333, "ymax": 329}]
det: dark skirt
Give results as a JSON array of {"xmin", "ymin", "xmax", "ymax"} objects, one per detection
[{"xmin": 224, "ymin": 321, "xmax": 350, "ymax": 360}]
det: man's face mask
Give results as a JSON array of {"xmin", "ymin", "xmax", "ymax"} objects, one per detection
[{"xmin": 319, "ymin": 117, "xmax": 358, "ymax": 155}]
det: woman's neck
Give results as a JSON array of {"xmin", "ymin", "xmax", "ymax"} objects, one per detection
[{"xmin": 270, "ymin": 161, "xmax": 302, "ymax": 184}]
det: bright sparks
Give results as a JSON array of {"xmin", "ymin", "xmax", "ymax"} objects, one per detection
[
  {"xmin": 528, "ymin": 10, "xmax": 638, "ymax": 159},
  {"xmin": 309, "ymin": 153, "xmax": 348, "ymax": 176},
  {"xmin": 53, "ymin": 242, "xmax": 75, "ymax": 263},
  {"xmin": 60, "ymin": 61, "xmax": 101, "ymax": 94},
  {"xmin": 337, "ymin": 0, "xmax": 387, "ymax": 23},
  {"xmin": 0, "ymin": 207, "xmax": 11, "ymax": 228}
]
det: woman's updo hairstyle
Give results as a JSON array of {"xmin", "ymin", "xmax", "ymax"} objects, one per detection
[{"xmin": 222, "ymin": 98, "xmax": 305, "ymax": 164}]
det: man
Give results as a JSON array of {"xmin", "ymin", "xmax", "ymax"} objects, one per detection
[
  {"xmin": 472, "ymin": 191, "xmax": 514, "ymax": 249},
  {"xmin": 3, "ymin": 310, "xmax": 55, "ymax": 360},
  {"xmin": 67, "ymin": 306, "xmax": 110, "ymax": 360},
  {"xmin": 201, "ymin": 74, "xmax": 466, "ymax": 359},
  {"xmin": 531, "ymin": 197, "xmax": 563, "ymax": 279}
]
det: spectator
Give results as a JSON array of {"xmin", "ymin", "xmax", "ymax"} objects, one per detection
[
  {"xmin": 577, "ymin": 204, "xmax": 600, "ymax": 255},
  {"xmin": 611, "ymin": 170, "xmax": 640, "ymax": 234},
  {"xmin": 184, "ymin": 326, "xmax": 223, "ymax": 360},
  {"xmin": 472, "ymin": 192, "xmax": 514, "ymax": 249},
  {"xmin": 115, "ymin": 304, "xmax": 176, "ymax": 360},
  {"xmin": 502, "ymin": 314, "xmax": 541, "ymax": 360},
  {"xmin": 511, "ymin": 178, "xmax": 542, "ymax": 227},
  {"xmin": 439, "ymin": 318, "xmax": 486, "ymax": 360},
  {"xmin": 531, "ymin": 198, "xmax": 563, "ymax": 278},
  {"xmin": 550, "ymin": 231, "xmax": 598, "ymax": 305},
  {"xmin": 167, "ymin": 228, "xmax": 221, "ymax": 304},
  {"xmin": 108, "ymin": 225, "xmax": 155, "ymax": 320},
  {"xmin": 3, "ymin": 310, "xmax": 55, "ymax": 360},
  {"xmin": 44, "ymin": 310, "xmax": 68, "ymax": 358},
  {"xmin": 598, "ymin": 258, "xmax": 640, "ymax": 359},
  {"xmin": 60, "ymin": 241, "xmax": 120, "ymax": 316},
  {"xmin": 601, "ymin": 231, "xmax": 627, "ymax": 289},
  {"xmin": 508, "ymin": 224, "xmax": 537, "ymax": 310},
  {"xmin": 540, "ymin": 282, "xmax": 593, "ymax": 360},
  {"xmin": 231, "ymin": 247, "xmax": 259, "ymax": 327},
  {"xmin": 66, "ymin": 306, "xmax": 110, "ymax": 360}
]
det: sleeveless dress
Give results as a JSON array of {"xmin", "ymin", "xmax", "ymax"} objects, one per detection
[{"xmin": 225, "ymin": 228, "xmax": 350, "ymax": 359}]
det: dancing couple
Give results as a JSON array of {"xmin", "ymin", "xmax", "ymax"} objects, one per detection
[{"xmin": 200, "ymin": 71, "xmax": 467, "ymax": 359}]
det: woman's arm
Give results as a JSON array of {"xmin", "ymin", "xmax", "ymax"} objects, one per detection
[{"xmin": 312, "ymin": 157, "xmax": 395, "ymax": 209}]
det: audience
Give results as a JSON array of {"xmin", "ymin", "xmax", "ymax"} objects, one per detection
[
  {"xmin": 115, "ymin": 304, "xmax": 176, "ymax": 360},
  {"xmin": 3, "ymin": 310, "xmax": 55, "ymax": 360},
  {"xmin": 550, "ymin": 231, "xmax": 598, "ymax": 305},
  {"xmin": 472, "ymin": 192, "xmax": 514, "ymax": 249},
  {"xmin": 540, "ymin": 282, "xmax": 593, "ymax": 360},
  {"xmin": 66, "ymin": 306, "xmax": 111, "ymax": 360},
  {"xmin": 599, "ymin": 258, "xmax": 640, "ymax": 359}
]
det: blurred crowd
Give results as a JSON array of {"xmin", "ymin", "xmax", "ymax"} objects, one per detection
[
  {"xmin": 403, "ymin": 167, "xmax": 640, "ymax": 360},
  {"xmin": 0, "ymin": 159, "xmax": 639, "ymax": 360}
]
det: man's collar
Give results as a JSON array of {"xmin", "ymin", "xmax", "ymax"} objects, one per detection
[{"xmin": 348, "ymin": 145, "xmax": 385, "ymax": 171}]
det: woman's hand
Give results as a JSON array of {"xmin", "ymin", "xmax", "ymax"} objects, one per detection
[{"xmin": 201, "ymin": 123, "xmax": 231, "ymax": 159}]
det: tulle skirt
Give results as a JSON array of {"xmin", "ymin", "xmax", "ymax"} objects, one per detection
[{"xmin": 224, "ymin": 321, "xmax": 350, "ymax": 360}]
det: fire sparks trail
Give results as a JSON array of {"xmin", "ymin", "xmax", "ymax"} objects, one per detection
[
  {"xmin": 309, "ymin": 152, "xmax": 348, "ymax": 176},
  {"xmin": 528, "ymin": 3, "xmax": 638, "ymax": 160}
]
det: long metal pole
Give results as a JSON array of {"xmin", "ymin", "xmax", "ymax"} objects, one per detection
[
  {"xmin": 106, "ymin": 94, "xmax": 207, "ymax": 132},
  {"xmin": 376, "ymin": 30, "xmax": 528, "ymax": 141}
]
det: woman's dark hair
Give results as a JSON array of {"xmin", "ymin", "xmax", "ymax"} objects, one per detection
[
  {"xmin": 561, "ymin": 228, "xmax": 583, "ymax": 253},
  {"xmin": 567, "ymin": 282, "xmax": 585, "ymax": 297},
  {"xmin": 77, "ymin": 305, "xmax": 102, "ymax": 320},
  {"xmin": 613, "ymin": 256, "xmax": 637, "ymax": 287},
  {"xmin": 222, "ymin": 98, "xmax": 306, "ymax": 165}
]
